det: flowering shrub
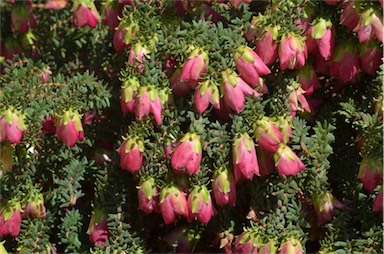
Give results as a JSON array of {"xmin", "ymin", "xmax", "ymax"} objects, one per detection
[{"xmin": 0, "ymin": 0, "xmax": 383, "ymax": 253}]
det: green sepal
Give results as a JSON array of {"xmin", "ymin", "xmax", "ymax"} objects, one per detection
[
  {"xmin": 1, "ymin": 199, "xmax": 21, "ymax": 221},
  {"xmin": 147, "ymin": 86, "xmax": 158, "ymax": 102},
  {"xmin": 4, "ymin": 109, "xmax": 13, "ymax": 125},
  {"xmin": 198, "ymin": 80, "xmax": 210, "ymax": 96},
  {"xmin": 181, "ymin": 132, "xmax": 201, "ymax": 154},
  {"xmin": 140, "ymin": 178, "xmax": 155, "ymax": 200},
  {"xmin": 235, "ymin": 46, "xmax": 254, "ymax": 63},
  {"xmin": 211, "ymin": 84, "xmax": 221, "ymax": 104},
  {"xmin": 311, "ymin": 18, "xmax": 331, "ymax": 39},
  {"xmin": 242, "ymin": 133, "xmax": 254, "ymax": 152}
]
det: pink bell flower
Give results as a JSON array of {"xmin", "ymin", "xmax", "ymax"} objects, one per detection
[
  {"xmin": 87, "ymin": 208, "xmax": 109, "ymax": 246},
  {"xmin": 234, "ymin": 46, "xmax": 271, "ymax": 87},
  {"xmin": 128, "ymin": 43, "xmax": 149, "ymax": 71},
  {"xmin": 232, "ymin": 232, "xmax": 260, "ymax": 254},
  {"xmin": 0, "ymin": 142, "xmax": 14, "ymax": 171},
  {"xmin": 330, "ymin": 43, "xmax": 360, "ymax": 84},
  {"xmin": 373, "ymin": 190, "xmax": 383, "ymax": 213},
  {"xmin": 278, "ymin": 238, "xmax": 304, "ymax": 254},
  {"xmin": 56, "ymin": 109, "xmax": 84, "ymax": 147},
  {"xmin": 340, "ymin": 0, "xmax": 359, "ymax": 31},
  {"xmin": 296, "ymin": 64, "xmax": 320, "ymax": 96},
  {"xmin": 134, "ymin": 86, "xmax": 163, "ymax": 125},
  {"xmin": 309, "ymin": 18, "xmax": 335, "ymax": 61},
  {"xmin": 194, "ymin": 80, "xmax": 220, "ymax": 114},
  {"xmin": 311, "ymin": 192, "xmax": 334, "ymax": 226},
  {"xmin": 255, "ymin": 26, "xmax": 279, "ymax": 65},
  {"xmin": 118, "ymin": 137, "xmax": 144, "ymax": 173},
  {"xmin": 180, "ymin": 48, "xmax": 208, "ymax": 84},
  {"xmin": 354, "ymin": 8, "xmax": 384, "ymax": 43},
  {"xmin": 102, "ymin": 0, "xmax": 123, "ymax": 31},
  {"xmin": 0, "ymin": 199, "xmax": 22, "ymax": 238},
  {"xmin": 72, "ymin": 1, "xmax": 100, "ymax": 28},
  {"xmin": 113, "ymin": 21, "xmax": 137, "ymax": 52},
  {"xmin": 120, "ymin": 77, "xmax": 139, "ymax": 115},
  {"xmin": 357, "ymin": 156, "xmax": 383, "ymax": 192},
  {"xmin": 187, "ymin": 186, "xmax": 214, "ymax": 224},
  {"xmin": 274, "ymin": 144, "xmax": 306, "ymax": 177},
  {"xmin": 279, "ymin": 33, "xmax": 308, "ymax": 70},
  {"xmin": 137, "ymin": 178, "xmax": 160, "ymax": 214},
  {"xmin": 0, "ymin": 108, "xmax": 27, "ymax": 144},
  {"xmin": 254, "ymin": 117, "xmax": 284, "ymax": 153},
  {"xmin": 359, "ymin": 42, "xmax": 383, "ymax": 76},
  {"xmin": 212, "ymin": 168, "xmax": 236, "ymax": 206},
  {"xmin": 221, "ymin": 69, "xmax": 260, "ymax": 114},
  {"xmin": 159, "ymin": 186, "xmax": 189, "ymax": 224},
  {"xmin": 171, "ymin": 132, "xmax": 202, "ymax": 175},
  {"xmin": 11, "ymin": 1, "xmax": 37, "ymax": 34},
  {"xmin": 232, "ymin": 133, "xmax": 260, "ymax": 182}
]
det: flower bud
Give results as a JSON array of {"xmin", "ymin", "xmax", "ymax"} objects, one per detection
[
  {"xmin": 279, "ymin": 33, "xmax": 307, "ymax": 70},
  {"xmin": 0, "ymin": 142, "xmax": 13, "ymax": 171},
  {"xmin": 194, "ymin": 80, "xmax": 220, "ymax": 114},
  {"xmin": 72, "ymin": 1, "xmax": 100, "ymax": 28},
  {"xmin": 278, "ymin": 237, "xmax": 304, "ymax": 254},
  {"xmin": 212, "ymin": 168, "xmax": 236, "ymax": 206},
  {"xmin": 296, "ymin": 64, "xmax": 320, "ymax": 96},
  {"xmin": 309, "ymin": 18, "xmax": 335, "ymax": 61},
  {"xmin": 113, "ymin": 21, "xmax": 138, "ymax": 51},
  {"xmin": 120, "ymin": 77, "xmax": 139, "ymax": 115},
  {"xmin": 233, "ymin": 232, "xmax": 261, "ymax": 254},
  {"xmin": 118, "ymin": 137, "xmax": 144, "ymax": 173},
  {"xmin": 330, "ymin": 43, "xmax": 360, "ymax": 83},
  {"xmin": 359, "ymin": 42, "xmax": 383, "ymax": 76},
  {"xmin": 233, "ymin": 133, "xmax": 260, "ymax": 182},
  {"xmin": 171, "ymin": 132, "xmax": 202, "ymax": 175},
  {"xmin": 187, "ymin": 186, "xmax": 214, "ymax": 224},
  {"xmin": 22, "ymin": 190, "xmax": 46, "ymax": 219},
  {"xmin": 234, "ymin": 46, "xmax": 271, "ymax": 87},
  {"xmin": 255, "ymin": 26, "xmax": 279, "ymax": 65},
  {"xmin": 0, "ymin": 108, "xmax": 27, "ymax": 144},
  {"xmin": 180, "ymin": 48, "xmax": 208, "ymax": 84},
  {"xmin": 0, "ymin": 199, "xmax": 22, "ymax": 238},
  {"xmin": 357, "ymin": 155, "xmax": 383, "ymax": 192},
  {"xmin": 56, "ymin": 109, "xmax": 84, "ymax": 147},
  {"xmin": 311, "ymin": 191, "xmax": 334, "ymax": 226},
  {"xmin": 159, "ymin": 186, "xmax": 189, "ymax": 224},
  {"xmin": 274, "ymin": 144, "xmax": 306, "ymax": 177},
  {"xmin": 137, "ymin": 178, "xmax": 160, "ymax": 214},
  {"xmin": 221, "ymin": 69, "xmax": 260, "ymax": 113},
  {"xmin": 87, "ymin": 208, "xmax": 109, "ymax": 246},
  {"xmin": 254, "ymin": 117, "xmax": 284, "ymax": 153}
]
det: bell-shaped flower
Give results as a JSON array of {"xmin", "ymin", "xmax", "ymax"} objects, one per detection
[
  {"xmin": 22, "ymin": 190, "xmax": 46, "ymax": 219},
  {"xmin": 255, "ymin": 26, "xmax": 279, "ymax": 65},
  {"xmin": 180, "ymin": 48, "xmax": 208, "ymax": 85},
  {"xmin": 278, "ymin": 237, "xmax": 304, "ymax": 254},
  {"xmin": 113, "ymin": 21, "xmax": 138, "ymax": 51},
  {"xmin": 288, "ymin": 82, "xmax": 311, "ymax": 117},
  {"xmin": 0, "ymin": 142, "xmax": 13, "ymax": 171},
  {"xmin": 11, "ymin": 1, "xmax": 37, "ymax": 34},
  {"xmin": 296, "ymin": 64, "xmax": 320, "ymax": 96},
  {"xmin": 221, "ymin": 69, "xmax": 260, "ymax": 114},
  {"xmin": 118, "ymin": 136, "xmax": 144, "ymax": 173},
  {"xmin": 359, "ymin": 41, "xmax": 383, "ymax": 76},
  {"xmin": 120, "ymin": 77, "xmax": 140, "ymax": 115},
  {"xmin": 56, "ymin": 109, "xmax": 84, "ymax": 147},
  {"xmin": 311, "ymin": 191, "xmax": 334, "ymax": 226},
  {"xmin": 212, "ymin": 168, "xmax": 236, "ymax": 206},
  {"xmin": 187, "ymin": 186, "xmax": 214, "ymax": 224},
  {"xmin": 44, "ymin": 0, "xmax": 68, "ymax": 10},
  {"xmin": 171, "ymin": 132, "xmax": 202, "ymax": 175},
  {"xmin": 309, "ymin": 18, "xmax": 335, "ymax": 60},
  {"xmin": 0, "ymin": 108, "xmax": 27, "ymax": 144},
  {"xmin": 279, "ymin": 33, "xmax": 308, "ymax": 70},
  {"xmin": 373, "ymin": 190, "xmax": 383, "ymax": 213},
  {"xmin": 137, "ymin": 178, "xmax": 160, "ymax": 214},
  {"xmin": 357, "ymin": 155, "xmax": 383, "ymax": 192},
  {"xmin": 233, "ymin": 232, "xmax": 261, "ymax": 254},
  {"xmin": 254, "ymin": 117, "xmax": 284, "ymax": 153},
  {"xmin": 340, "ymin": 0, "xmax": 359, "ymax": 31},
  {"xmin": 0, "ymin": 199, "xmax": 22, "ymax": 238},
  {"xmin": 159, "ymin": 186, "xmax": 189, "ymax": 224},
  {"xmin": 194, "ymin": 79, "xmax": 220, "ymax": 114},
  {"xmin": 354, "ymin": 8, "xmax": 383, "ymax": 43},
  {"xmin": 72, "ymin": 0, "xmax": 100, "ymax": 28},
  {"xmin": 87, "ymin": 208, "xmax": 109, "ymax": 246},
  {"xmin": 233, "ymin": 133, "xmax": 260, "ymax": 182},
  {"xmin": 330, "ymin": 43, "xmax": 360, "ymax": 83},
  {"xmin": 274, "ymin": 144, "xmax": 306, "ymax": 177},
  {"xmin": 234, "ymin": 46, "xmax": 271, "ymax": 87},
  {"xmin": 134, "ymin": 86, "xmax": 163, "ymax": 124},
  {"xmin": 128, "ymin": 43, "xmax": 149, "ymax": 71},
  {"xmin": 102, "ymin": 0, "xmax": 123, "ymax": 31}
]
